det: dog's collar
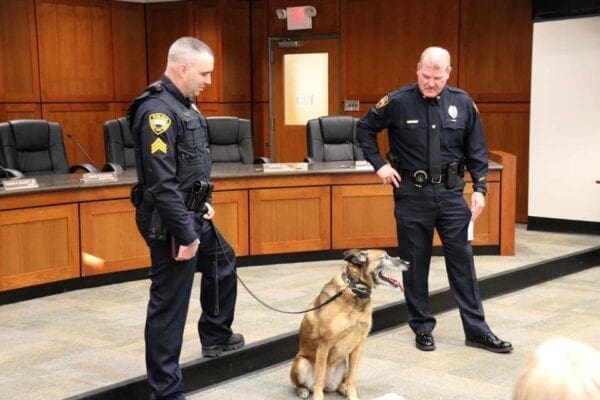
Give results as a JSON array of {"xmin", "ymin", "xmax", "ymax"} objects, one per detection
[{"xmin": 342, "ymin": 270, "xmax": 372, "ymax": 299}]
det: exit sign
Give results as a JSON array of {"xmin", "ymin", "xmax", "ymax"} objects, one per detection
[{"xmin": 286, "ymin": 6, "xmax": 312, "ymax": 30}]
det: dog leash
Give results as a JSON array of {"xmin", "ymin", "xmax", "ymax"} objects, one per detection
[{"xmin": 210, "ymin": 221, "xmax": 350, "ymax": 314}]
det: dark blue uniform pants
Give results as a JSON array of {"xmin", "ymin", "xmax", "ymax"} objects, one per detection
[
  {"xmin": 145, "ymin": 217, "xmax": 237, "ymax": 400},
  {"xmin": 394, "ymin": 177, "xmax": 490, "ymax": 338}
]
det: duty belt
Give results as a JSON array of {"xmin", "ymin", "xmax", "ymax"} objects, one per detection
[{"xmin": 399, "ymin": 169, "xmax": 447, "ymax": 188}]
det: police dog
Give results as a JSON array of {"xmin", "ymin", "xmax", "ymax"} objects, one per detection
[{"xmin": 290, "ymin": 249, "xmax": 408, "ymax": 400}]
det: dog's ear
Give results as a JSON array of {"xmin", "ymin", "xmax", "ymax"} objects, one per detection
[{"xmin": 343, "ymin": 249, "xmax": 368, "ymax": 266}]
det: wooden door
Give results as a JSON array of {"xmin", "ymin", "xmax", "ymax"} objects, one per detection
[{"xmin": 272, "ymin": 38, "xmax": 340, "ymax": 162}]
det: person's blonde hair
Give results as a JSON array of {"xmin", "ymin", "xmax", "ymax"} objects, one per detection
[
  {"xmin": 418, "ymin": 46, "xmax": 451, "ymax": 72},
  {"xmin": 512, "ymin": 337, "xmax": 600, "ymax": 400}
]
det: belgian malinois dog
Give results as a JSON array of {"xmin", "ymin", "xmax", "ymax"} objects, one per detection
[{"xmin": 290, "ymin": 249, "xmax": 409, "ymax": 400}]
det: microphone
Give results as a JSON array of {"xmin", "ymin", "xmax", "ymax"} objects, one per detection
[{"xmin": 66, "ymin": 133, "xmax": 97, "ymax": 168}]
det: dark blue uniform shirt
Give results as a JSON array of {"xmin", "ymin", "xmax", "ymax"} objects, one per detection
[
  {"xmin": 129, "ymin": 75, "xmax": 212, "ymax": 246},
  {"xmin": 357, "ymin": 83, "xmax": 488, "ymax": 191}
]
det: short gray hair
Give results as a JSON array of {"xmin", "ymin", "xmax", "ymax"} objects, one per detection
[
  {"xmin": 167, "ymin": 37, "xmax": 213, "ymax": 67},
  {"xmin": 419, "ymin": 46, "xmax": 451, "ymax": 72}
]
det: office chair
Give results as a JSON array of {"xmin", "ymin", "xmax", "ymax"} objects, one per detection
[
  {"xmin": 0, "ymin": 119, "xmax": 96, "ymax": 176},
  {"xmin": 206, "ymin": 116, "xmax": 269, "ymax": 165},
  {"xmin": 305, "ymin": 115, "xmax": 365, "ymax": 163},
  {"xmin": 103, "ymin": 117, "xmax": 135, "ymax": 172}
]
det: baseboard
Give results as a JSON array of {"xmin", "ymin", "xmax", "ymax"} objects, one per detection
[
  {"xmin": 67, "ymin": 246, "xmax": 600, "ymax": 400},
  {"xmin": 527, "ymin": 216, "xmax": 600, "ymax": 235}
]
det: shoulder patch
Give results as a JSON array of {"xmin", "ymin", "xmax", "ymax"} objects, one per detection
[
  {"xmin": 148, "ymin": 113, "xmax": 171, "ymax": 135},
  {"xmin": 150, "ymin": 138, "xmax": 168, "ymax": 155},
  {"xmin": 375, "ymin": 95, "xmax": 389, "ymax": 109}
]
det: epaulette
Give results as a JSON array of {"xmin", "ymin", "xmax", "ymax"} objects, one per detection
[
  {"xmin": 447, "ymin": 86, "xmax": 468, "ymax": 96},
  {"xmin": 388, "ymin": 83, "xmax": 417, "ymax": 98},
  {"xmin": 146, "ymin": 80, "xmax": 164, "ymax": 94}
]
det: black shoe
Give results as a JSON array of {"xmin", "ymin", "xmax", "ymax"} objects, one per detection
[
  {"xmin": 415, "ymin": 332, "xmax": 435, "ymax": 351},
  {"xmin": 202, "ymin": 333, "xmax": 245, "ymax": 358},
  {"xmin": 465, "ymin": 332, "xmax": 512, "ymax": 353}
]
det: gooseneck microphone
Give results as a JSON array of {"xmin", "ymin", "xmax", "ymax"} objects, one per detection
[{"xmin": 66, "ymin": 133, "xmax": 97, "ymax": 169}]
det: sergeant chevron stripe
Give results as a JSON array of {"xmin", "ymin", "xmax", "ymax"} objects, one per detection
[{"xmin": 151, "ymin": 138, "xmax": 167, "ymax": 154}]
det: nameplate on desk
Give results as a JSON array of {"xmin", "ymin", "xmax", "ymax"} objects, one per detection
[
  {"xmin": 81, "ymin": 172, "xmax": 119, "ymax": 183},
  {"xmin": 354, "ymin": 161, "xmax": 374, "ymax": 170},
  {"xmin": 262, "ymin": 163, "xmax": 309, "ymax": 172},
  {"xmin": 1, "ymin": 178, "xmax": 39, "ymax": 190}
]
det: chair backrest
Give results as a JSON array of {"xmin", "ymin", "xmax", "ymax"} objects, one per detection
[
  {"xmin": 306, "ymin": 115, "xmax": 364, "ymax": 162},
  {"xmin": 104, "ymin": 117, "xmax": 135, "ymax": 170},
  {"xmin": 0, "ymin": 119, "xmax": 70, "ymax": 175},
  {"xmin": 206, "ymin": 117, "xmax": 254, "ymax": 165}
]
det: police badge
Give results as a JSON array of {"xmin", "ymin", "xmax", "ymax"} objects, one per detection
[{"xmin": 448, "ymin": 105, "xmax": 458, "ymax": 120}]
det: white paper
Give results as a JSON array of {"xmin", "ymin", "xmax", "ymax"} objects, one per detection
[{"xmin": 468, "ymin": 220, "xmax": 474, "ymax": 241}]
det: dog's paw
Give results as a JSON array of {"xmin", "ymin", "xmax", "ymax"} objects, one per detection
[
  {"xmin": 296, "ymin": 386, "xmax": 310, "ymax": 399},
  {"xmin": 337, "ymin": 382, "xmax": 348, "ymax": 396}
]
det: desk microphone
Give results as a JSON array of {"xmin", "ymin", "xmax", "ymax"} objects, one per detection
[{"xmin": 66, "ymin": 133, "xmax": 97, "ymax": 168}]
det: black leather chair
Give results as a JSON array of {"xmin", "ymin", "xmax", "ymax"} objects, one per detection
[
  {"xmin": 0, "ymin": 119, "xmax": 96, "ymax": 176},
  {"xmin": 103, "ymin": 117, "xmax": 135, "ymax": 172},
  {"xmin": 306, "ymin": 115, "xmax": 365, "ymax": 163},
  {"xmin": 206, "ymin": 116, "xmax": 269, "ymax": 165}
]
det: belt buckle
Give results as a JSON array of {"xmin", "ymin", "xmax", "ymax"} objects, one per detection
[
  {"xmin": 412, "ymin": 170, "xmax": 428, "ymax": 188},
  {"xmin": 431, "ymin": 175, "xmax": 442, "ymax": 184}
]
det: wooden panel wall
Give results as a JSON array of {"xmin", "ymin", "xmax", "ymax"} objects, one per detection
[
  {"xmin": 36, "ymin": 0, "xmax": 114, "ymax": 101},
  {"xmin": 341, "ymin": 0, "xmax": 459, "ymax": 101},
  {"xmin": 0, "ymin": 0, "xmax": 146, "ymax": 171},
  {"xmin": 111, "ymin": 1, "xmax": 148, "ymax": 101},
  {"xmin": 0, "ymin": 0, "xmax": 40, "ymax": 102},
  {"xmin": 251, "ymin": 1, "xmax": 270, "ymax": 155},
  {"xmin": 458, "ymin": 0, "xmax": 532, "ymax": 102}
]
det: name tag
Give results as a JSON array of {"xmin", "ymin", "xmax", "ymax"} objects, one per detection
[{"xmin": 406, "ymin": 119, "xmax": 419, "ymax": 124}]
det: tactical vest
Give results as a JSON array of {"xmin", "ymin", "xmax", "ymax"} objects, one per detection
[{"xmin": 127, "ymin": 81, "xmax": 211, "ymax": 191}]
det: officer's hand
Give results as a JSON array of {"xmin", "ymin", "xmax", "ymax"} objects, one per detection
[
  {"xmin": 470, "ymin": 192, "xmax": 486, "ymax": 222},
  {"xmin": 202, "ymin": 203, "xmax": 215, "ymax": 220},
  {"xmin": 376, "ymin": 163, "xmax": 401, "ymax": 188},
  {"xmin": 175, "ymin": 238, "xmax": 199, "ymax": 261}
]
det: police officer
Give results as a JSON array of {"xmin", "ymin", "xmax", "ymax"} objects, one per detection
[
  {"xmin": 128, "ymin": 37, "xmax": 244, "ymax": 400},
  {"xmin": 357, "ymin": 46, "xmax": 512, "ymax": 354}
]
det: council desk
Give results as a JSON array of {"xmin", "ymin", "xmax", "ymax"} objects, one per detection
[{"xmin": 0, "ymin": 152, "xmax": 515, "ymax": 292}]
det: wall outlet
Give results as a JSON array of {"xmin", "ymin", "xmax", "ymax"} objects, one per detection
[{"xmin": 344, "ymin": 100, "xmax": 360, "ymax": 111}]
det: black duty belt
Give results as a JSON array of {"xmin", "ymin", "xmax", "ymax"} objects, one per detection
[{"xmin": 399, "ymin": 169, "xmax": 447, "ymax": 188}]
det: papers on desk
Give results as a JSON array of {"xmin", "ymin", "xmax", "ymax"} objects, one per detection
[
  {"xmin": 81, "ymin": 171, "xmax": 119, "ymax": 183},
  {"xmin": 354, "ymin": 160, "xmax": 374, "ymax": 170},
  {"xmin": 0, "ymin": 178, "xmax": 39, "ymax": 191},
  {"xmin": 262, "ymin": 163, "xmax": 309, "ymax": 172}
]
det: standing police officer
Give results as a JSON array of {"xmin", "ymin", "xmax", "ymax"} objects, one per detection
[
  {"xmin": 128, "ymin": 37, "xmax": 244, "ymax": 400},
  {"xmin": 357, "ymin": 47, "xmax": 512, "ymax": 354}
]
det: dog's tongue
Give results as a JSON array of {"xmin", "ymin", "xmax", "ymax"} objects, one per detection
[
  {"xmin": 388, "ymin": 276, "xmax": 404, "ymax": 291},
  {"xmin": 381, "ymin": 272, "xmax": 404, "ymax": 291}
]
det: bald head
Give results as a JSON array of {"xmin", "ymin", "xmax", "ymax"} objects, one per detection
[{"xmin": 418, "ymin": 46, "xmax": 452, "ymax": 72}]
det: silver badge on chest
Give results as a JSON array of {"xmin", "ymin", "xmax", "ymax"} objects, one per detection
[{"xmin": 448, "ymin": 105, "xmax": 458, "ymax": 120}]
